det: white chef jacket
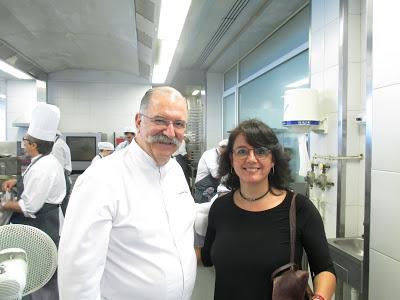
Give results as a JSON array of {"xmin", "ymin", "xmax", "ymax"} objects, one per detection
[
  {"xmin": 58, "ymin": 140, "xmax": 197, "ymax": 300},
  {"xmin": 173, "ymin": 140, "xmax": 187, "ymax": 157},
  {"xmin": 114, "ymin": 140, "xmax": 129, "ymax": 151},
  {"xmin": 19, "ymin": 154, "xmax": 66, "ymax": 218},
  {"xmin": 91, "ymin": 153, "xmax": 104, "ymax": 165},
  {"xmin": 51, "ymin": 137, "xmax": 72, "ymax": 173},
  {"xmin": 195, "ymin": 148, "xmax": 219, "ymax": 183}
]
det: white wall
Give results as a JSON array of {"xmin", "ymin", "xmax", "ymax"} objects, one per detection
[
  {"xmin": 310, "ymin": 0, "xmax": 365, "ymax": 238},
  {"xmin": 0, "ymin": 80, "xmax": 6, "ymax": 141},
  {"xmin": 6, "ymin": 80, "xmax": 37, "ymax": 141},
  {"xmin": 205, "ymin": 72, "xmax": 223, "ymax": 149},
  {"xmin": 369, "ymin": 0, "xmax": 400, "ymax": 298},
  {"xmin": 47, "ymin": 70, "xmax": 150, "ymax": 142}
]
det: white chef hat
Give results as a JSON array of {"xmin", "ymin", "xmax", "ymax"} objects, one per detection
[
  {"xmin": 123, "ymin": 126, "xmax": 136, "ymax": 134},
  {"xmin": 218, "ymin": 139, "xmax": 228, "ymax": 147},
  {"xmin": 98, "ymin": 142, "xmax": 114, "ymax": 151},
  {"xmin": 27, "ymin": 103, "xmax": 60, "ymax": 142}
]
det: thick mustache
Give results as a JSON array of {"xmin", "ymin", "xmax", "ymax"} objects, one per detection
[{"xmin": 147, "ymin": 134, "xmax": 179, "ymax": 146}]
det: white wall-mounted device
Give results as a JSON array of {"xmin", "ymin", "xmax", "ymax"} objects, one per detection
[{"xmin": 282, "ymin": 88, "xmax": 327, "ymax": 177}]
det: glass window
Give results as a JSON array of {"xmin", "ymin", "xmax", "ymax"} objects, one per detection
[
  {"xmin": 224, "ymin": 65, "xmax": 237, "ymax": 91},
  {"xmin": 222, "ymin": 93, "xmax": 236, "ymax": 138},
  {"xmin": 238, "ymin": 50, "xmax": 309, "ymax": 183},
  {"xmin": 239, "ymin": 7, "xmax": 309, "ymax": 81},
  {"xmin": 238, "ymin": 50, "xmax": 308, "ymax": 126}
]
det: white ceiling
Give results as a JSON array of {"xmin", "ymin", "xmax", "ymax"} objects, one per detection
[
  {"xmin": 0, "ymin": 0, "xmax": 157, "ymax": 81},
  {"xmin": 168, "ymin": 0, "xmax": 308, "ymax": 91},
  {"xmin": 0, "ymin": 0, "xmax": 308, "ymax": 92}
]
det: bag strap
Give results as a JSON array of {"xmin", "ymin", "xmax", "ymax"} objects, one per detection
[
  {"xmin": 289, "ymin": 192, "xmax": 297, "ymax": 264},
  {"xmin": 270, "ymin": 262, "xmax": 297, "ymax": 279}
]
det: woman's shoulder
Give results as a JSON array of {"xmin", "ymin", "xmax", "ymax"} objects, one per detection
[{"xmin": 210, "ymin": 190, "xmax": 234, "ymax": 210}]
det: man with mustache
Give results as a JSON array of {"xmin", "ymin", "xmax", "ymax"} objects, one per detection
[{"xmin": 58, "ymin": 87, "xmax": 196, "ymax": 300}]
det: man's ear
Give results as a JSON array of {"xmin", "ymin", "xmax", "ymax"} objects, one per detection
[{"xmin": 134, "ymin": 114, "xmax": 141, "ymax": 129}]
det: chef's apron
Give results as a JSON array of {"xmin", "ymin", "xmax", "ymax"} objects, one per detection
[
  {"xmin": 10, "ymin": 154, "xmax": 61, "ymax": 247},
  {"xmin": 60, "ymin": 169, "xmax": 71, "ymax": 216},
  {"xmin": 193, "ymin": 174, "xmax": 219, "ymax": 203}
]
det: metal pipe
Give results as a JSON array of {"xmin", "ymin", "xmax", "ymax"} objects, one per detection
[
  {"xmin": 312, "ymin": 154, "xmax": 363, "ymax": 161},
  {"xmin": 362, "ymin": 0, "xmax": 373, "ymax": 297},
  {"xmin": 337, "ymin": 0, "xmax": 349, "ymax": 239}
]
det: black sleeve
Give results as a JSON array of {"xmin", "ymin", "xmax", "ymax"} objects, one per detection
[
  {"xmin": 201, "ymin": 201, "xmax": 217, "ymax": 267},
  {"xmin": 297, "ymin": 194, "xmax": 336, "ymax": 277}
]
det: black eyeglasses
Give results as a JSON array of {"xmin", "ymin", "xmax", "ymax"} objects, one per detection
[
  {"xmin": 232, "ymin": 147, "xmax": 271, "ymax": 160},
  {"xmin": 140, "ymin": 113, "xmax": 187, "ymax": 130}
]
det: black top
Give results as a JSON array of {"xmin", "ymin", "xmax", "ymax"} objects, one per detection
[{"xmin": 201, "ymin": 190, "xmax": 335, "ymax": 300}]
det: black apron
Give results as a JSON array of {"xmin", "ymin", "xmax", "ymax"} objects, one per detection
[
  {"xmin": 10, "ymin": 155, "xmax": 61, "ymax": 247},
  {"xmin": 193, "ymin": 174, "xmax": 219, "ymax": 203}
]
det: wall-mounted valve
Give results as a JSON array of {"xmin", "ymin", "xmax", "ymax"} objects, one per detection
[
  {"xmin": 315, "ymin": 173, "xmax": 334, "ymax": 190},
  {"xmin": 314, "ymin": 163, "xmax": 334, "ymax": 190},
  {"xmin": 305, "ymin": 163, "xmax": 318, "ymax": 187}
]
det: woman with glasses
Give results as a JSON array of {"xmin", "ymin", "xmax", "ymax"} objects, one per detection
[{"xmin": 196, "ymin": 119, "xmax": 336, "ymax": 300}]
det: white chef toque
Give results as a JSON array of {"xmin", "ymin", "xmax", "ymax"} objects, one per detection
[
  {"xmin": 27, "ymin": 103, "xmax": 60, "ymax": 142},
  {"xmin": 98, "ymin": 142, "xmax": 115, "ymax": 151},
  {"xmin": 123, "ymin": 126, "xmax": 136, "ymax": 134}
]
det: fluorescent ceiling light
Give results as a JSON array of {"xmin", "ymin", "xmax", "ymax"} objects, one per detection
[
  {"xmin": 152, "ymin": 0, "xmax": 192, "ymax": 84},
  {"xmin": 152, "ymin": 40, "xmax": 178, "ymax": 84},
  {"xmin": 0, "ymin": 60, "xmax": 32, "ymax": 80},
  {"xmin": 36, "ymin": 80, "xmax": 46, "ymax": 88},
  {"xmin": 192, "ymin": 89, "xmax": 200, "ymax": 96},
  {"xmin": 0, "ymin": 93, "xmax": 5, "ymax": 99},
  {"xmin": 285, "ymin": 77, "xmax": 309, "ymax": 88}
]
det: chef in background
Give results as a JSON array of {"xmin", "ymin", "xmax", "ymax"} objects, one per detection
[
  {"xmin": 193, "ymin": 139, "xmax": 228, "ymax": 203},
  {"xmin": 91, "ymin": 142, "xmax": 114, "ymax": 164},
  {"xmin": 114, "ymin": 126, "xmax": 135, "ymax": 151},
  {"xmin": 1, "ymin": 102, "xmax": 66, "ymax": 299},
  {"xmin": 52, "ymin": 130, "xmax": 72, "ymax": 175}
]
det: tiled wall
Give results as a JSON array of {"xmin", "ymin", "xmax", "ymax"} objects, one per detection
[
  {"xmin": 310, "ymin": 0, "xmax": 365, "ymax": 238},
  {"xmin": 5, "ymin": 80, "xmax": 37, "ymax": 141},
  {"xmin": 369, "ymin": 0, "xmax": 400, "ymax": 297},
  {"xmin": 48, "ymin": 80, "xmax": 150, "ymax": 142}
]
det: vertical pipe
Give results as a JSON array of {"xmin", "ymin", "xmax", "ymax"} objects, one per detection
[
  {"xmin": 337, "ymin": 0, "xmax": 348, "ymax": 238},
  {"xmin": 362, "ymin": 0, "xmax": 373, "ymax": 298},
  {"xmin": 306, "ymin": 2, "xmax": 312, "ymax": 200}
]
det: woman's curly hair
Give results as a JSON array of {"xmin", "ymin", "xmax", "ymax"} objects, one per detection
[{"xmin": 218, "ymin": 119, "xmax": 292, "ymax": 191}]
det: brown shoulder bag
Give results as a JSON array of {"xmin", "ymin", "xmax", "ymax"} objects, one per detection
[{"xmin": 271, "ymin": 192, "xmax": 314, "ymax": 300}]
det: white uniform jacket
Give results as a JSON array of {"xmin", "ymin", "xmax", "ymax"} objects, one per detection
[
  {"xmin": 91, "ymin": 153, "xmax": 104, "ymax": 165},
  {"xmin": 58, "ymin": 140, "xmax": 197, "ymax": 300},
  {"xmin": 114, "ymin": 140, "xmax": 129, "ymax": 151},
  {"xmin": 19, "ymin": 154, "xmax": 66, "ymax": 218},
  {"xmin": 195, "ymin": 148, "xmax": 219, "ymax": 183},
  {"xmin": 51, "ymin": 137, "xmax": 72, "ymax": 173}
]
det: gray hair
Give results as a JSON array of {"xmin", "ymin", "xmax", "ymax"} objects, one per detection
[{"xmin": 139, "ymin": 86, "xmax": 187, "ymax": 114}]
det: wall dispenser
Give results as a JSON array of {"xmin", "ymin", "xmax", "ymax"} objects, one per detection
[{"xmin": 282, "ymin": 88, "xmax": 326, "ymax": 177}]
